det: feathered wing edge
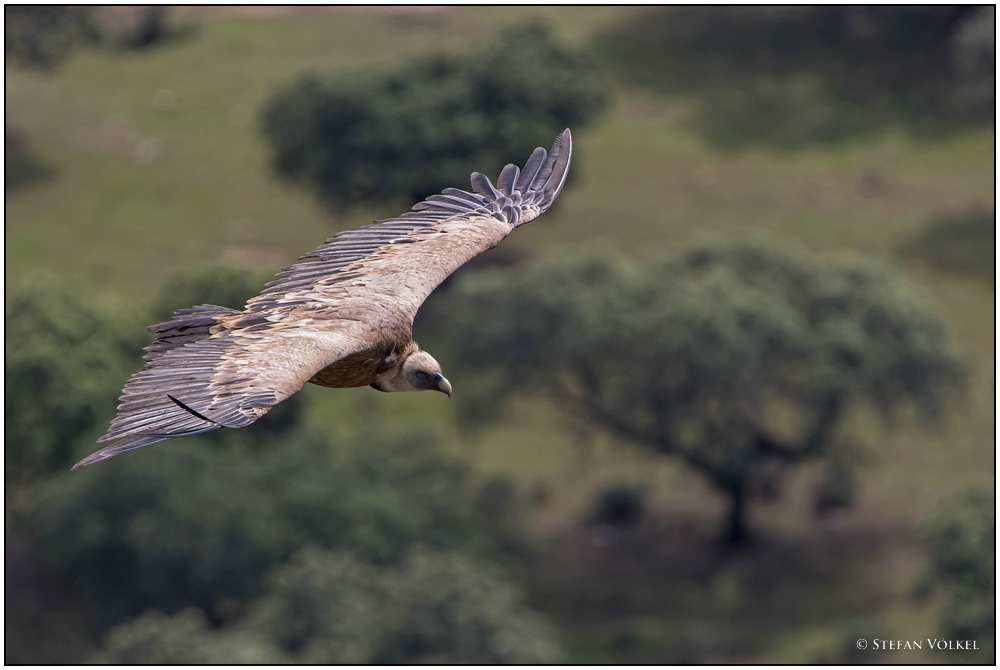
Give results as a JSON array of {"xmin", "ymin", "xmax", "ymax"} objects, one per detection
[
  {"xmin": 246, "ymin": 129, "xmax": 572, "ymax": 315},
  {"xmin": 72, "ymin": 306, "xmax": 253, "ymax": 470},
  {"xmin": 72, "ymin": 434, "xmax": 172, "ymax": 470}
]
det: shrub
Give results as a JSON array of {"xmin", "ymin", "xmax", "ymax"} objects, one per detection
[
  {"xmin": 5, "ymin": 278, "xmax": 145, "ymax": 484},
  {"xmin": 919, "ymin": 487, "xmax": 994, "ymax": 662},
  {"xmin": 596, "ymin": 7, "xmax": 991, "ymax": 147},
  {"xmin": 96, "ymin": 547, "xmax": 562, "ymax": 664},
  {"xmin": 20, "ymin": 428, "xmax": 533, "ymax": 631},
  {"xmin": 261, "ymin": 21, "xmax": 607, "ymax": 209}
]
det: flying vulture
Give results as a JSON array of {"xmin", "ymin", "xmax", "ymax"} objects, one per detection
[{"xmin": 73, "ymin": 129, "xmax": 572, "ymax": 469}]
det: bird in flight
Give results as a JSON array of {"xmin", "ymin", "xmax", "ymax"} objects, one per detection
[{"xmin": 73, "ymin": 130, "xmax": 572, "ymax": 469}]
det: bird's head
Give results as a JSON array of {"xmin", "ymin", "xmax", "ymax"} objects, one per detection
[{"xmin": 380, "ymin": 349, "xmax": 452, "ymax": 397}]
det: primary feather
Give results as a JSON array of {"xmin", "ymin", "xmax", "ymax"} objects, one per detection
[{"xmin": 74, "ymin": 129, "xmax": 572, "ymax": 469}]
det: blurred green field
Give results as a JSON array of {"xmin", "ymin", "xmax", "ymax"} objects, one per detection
[{"xmin": 6, "ymin": 7, "xmax": 994, "ymax": 663}]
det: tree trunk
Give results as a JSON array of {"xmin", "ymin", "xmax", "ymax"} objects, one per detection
[{"xmin": 724, "ymin": 483, "xmax": 748, "ymax": 546}]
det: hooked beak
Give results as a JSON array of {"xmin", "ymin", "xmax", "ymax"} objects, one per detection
[{"xmin": 434, "ymin": 373, "xmax": 452, "ymax": 398}]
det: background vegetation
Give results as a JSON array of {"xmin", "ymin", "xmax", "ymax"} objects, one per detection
[{"xmin": 6, "ymin": 6, "xmax": 994, "ymax": 664}]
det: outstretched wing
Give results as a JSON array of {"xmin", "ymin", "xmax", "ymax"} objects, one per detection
[
  {"xmin": 245, "ymin": 129, "xmax": 572, "ymax": 322},
  {"xmin": 74, "ymin": 130, "xmax": 571, "ymax": 469},
  {"xmin": 73, "ymin": 305, "xmax": 367, "ymax": 469}
]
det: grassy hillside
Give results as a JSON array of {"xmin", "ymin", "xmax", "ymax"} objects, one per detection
[{"xmin": 6, "ymin": 7, "xmax": 993, "ymax": 663}]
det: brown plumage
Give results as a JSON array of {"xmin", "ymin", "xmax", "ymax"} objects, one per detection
[{"xmin": 73, "ymin": 129, "xmax": 572, "ymax": 469}]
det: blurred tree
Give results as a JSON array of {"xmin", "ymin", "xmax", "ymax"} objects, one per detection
[
  {"xmin": 440, "ymin": 240, "xmax": 967, "ymax": 544},
  {"xmin": 897, "ymin": 208, "xmax": 995, "ymax": 282},
  {"xmin": 261, "ymin": 21, "xmax": 608, "ymax": 209},
  {"xmin": 5, "ymin": 6, "xmax": 193, "ymax": 71},
  {"xmin": 952, "ymin": 6, "xmax": 996, "ymax": 117},
  {"xmin": 92, "ymin": 7, "xmax": 194, "ymax": 51},
  {"xmin": 4, "ymin": 6, "xmax": 97, "ymax": 69},
  {"xmin": 96, "ymin": 547, "xmax": 562, "ymax": 663},
  {"xmin": 596, "ymin": 6, "xmax": 990, "ymax": 147},
  {"xmin": 5, "ymin": 278, "xmax": 145, "ymax": 485},
  {"xmin": 6, "ymin": 127, "xmax": 54, "ymax": 191},
  {"xmin": 92, "ymin": 608, "xmax": 281, "ymax": 664},
  {"xmin": 20, "ymin": 428, "xmax": 533, "ymax": 632},
  {"xmin": 150, "ymin": 265, "xmax": 270, "ymax": 322},
  {"xmin": 253, "ymin": 547, "xmax": 561, "ymax": 663},
  {"xmin": 918, "ymin": 487, "xmax": 994, "ymax": 662}
]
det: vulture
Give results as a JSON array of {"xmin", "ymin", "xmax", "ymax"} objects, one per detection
[{"xmin": 73, "ymin": 129, "xmax": 572, "ymax": 469}]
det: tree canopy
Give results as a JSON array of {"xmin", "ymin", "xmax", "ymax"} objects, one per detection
[
  {"xmin": 95, "ymin": 547, "xmax": 561, "ymax": 664},
  {"xmin": 5, "ymin": 278, "xmax": 145, "ymax": 484},
  {"xmin": 439, "ymin": 239, "xmax": 967, "ymax": 543},
  {"xmin": 596, "ymin": 6, "xmax": 994, "ymax": 147},
  {"xmin": 261, "ymin": 22, "xmax": 608, "ymax": 209},
  {"xmin": 919, "ymin": 487, "xmax": 995, "ymax": 661}
]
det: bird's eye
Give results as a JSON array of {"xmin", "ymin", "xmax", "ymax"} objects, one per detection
[{"xmin": 415, "ymin": 371, "xmax": 428, "ymax": 380}]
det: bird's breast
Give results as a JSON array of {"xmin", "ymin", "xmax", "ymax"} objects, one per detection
[{"xmin": 308, "ymin": 343, "xmax": 404, "ymax": 388}]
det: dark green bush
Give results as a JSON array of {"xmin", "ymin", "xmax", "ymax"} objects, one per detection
[
  {"xmin": 6, "ymin": 128, "xmax": 54, "ymax": 191},
  {"xmin": 596, "ymin": 6, "xmax": 992, "ymax": 147},
  {"xmin": 5, "ymin": 7, "xmax": 193, "ymax": 72},
  {"xmin": 95, "ymin": 547, "xmax": 562, "ymax": 663},
  {"xmin": 919, "ymin": 487, "xmax": 994, "ymax": 662},
  {"xmin": 20, "ymin": 428, "xmax": 533, "ymax": 632},
  {"xmin": 94, "ymin": 7, "xmax": 195, "ymax": 51},
  {"xmin": 4, "ymin": 6, "xmax": 97, "ymax": 69},
  {"xmin": 150, "ymin": 265, "xmax": 270, "ymax": 321},
  {"xmin": 261, "ymin": 21, "xmax": 608, "ymax": 209},
  {"xmin": 5, "ymin": 278, "xmax": 145, "ymax": 484},
  {"xmin": 93, "ymin": 608, "xmax": 281, "ymax": 664},
  {"xmin": 897, "ymin": 208, "xmax": 995, "ymax": 281}
]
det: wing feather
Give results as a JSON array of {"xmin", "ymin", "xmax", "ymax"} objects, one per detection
[
  {"xmin": 74, "ymin": 315, "xmax": 363, "ymax": 469},
  {"xmin": 247, "ymin": 129, "xmax": 572, "ymax": 318}
]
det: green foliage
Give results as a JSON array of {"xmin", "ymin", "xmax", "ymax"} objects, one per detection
[
  {"xmin": 96, "ymin": 547, "xmax": 562, "ymax": 664},
  {"xmin": 4, "ymin": 6, "xmax": 192, "ymax": 72},
  {"xmin": 150, "ymin": 265, "xmax": 270, "ymax": 321},
  {"xmin": 952, "ymin": 7, "xmax": 996, "ymax": 117},
  {"xmin": 5, "ymin": 278, "xmax": 145, "ymax": 484},
  {"xmin": 596, "ymin": 7, "xmax": 991, "ymax": 147},
  {"xmin": 93, "ymin": 7, "xmax": 195, "ymax": 52},
  {"xmin": 5, "ymin": 127, "xmax": 54, "ymax": 191},
  {"xmin": 4, "ymin": 6, "xmax": 97, "ymax": 69},
  {"xmin": 256, "ymin": 547, "xmax": 561, "ymax": 663},
  {"xmin": 897, "ymin": 208, "xmax": 995, "ymax": 281},
  {"xmin": 261, "ymin": 21, "xmax": 608, "ymax": 209},
  {"xmin": 441, "ymin": 240, "xmax": 967, "ymax": 542},
  {"xmin": 919, "ymin": 487, "xmax": 995, "ymax": 661},
  {"xmin": 20, "ymin": 427, "xmax": 532, "ymax": 632},
  {"xmin": 93, "ymin": 608, "xmax": 280, "ymax": 664}
]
